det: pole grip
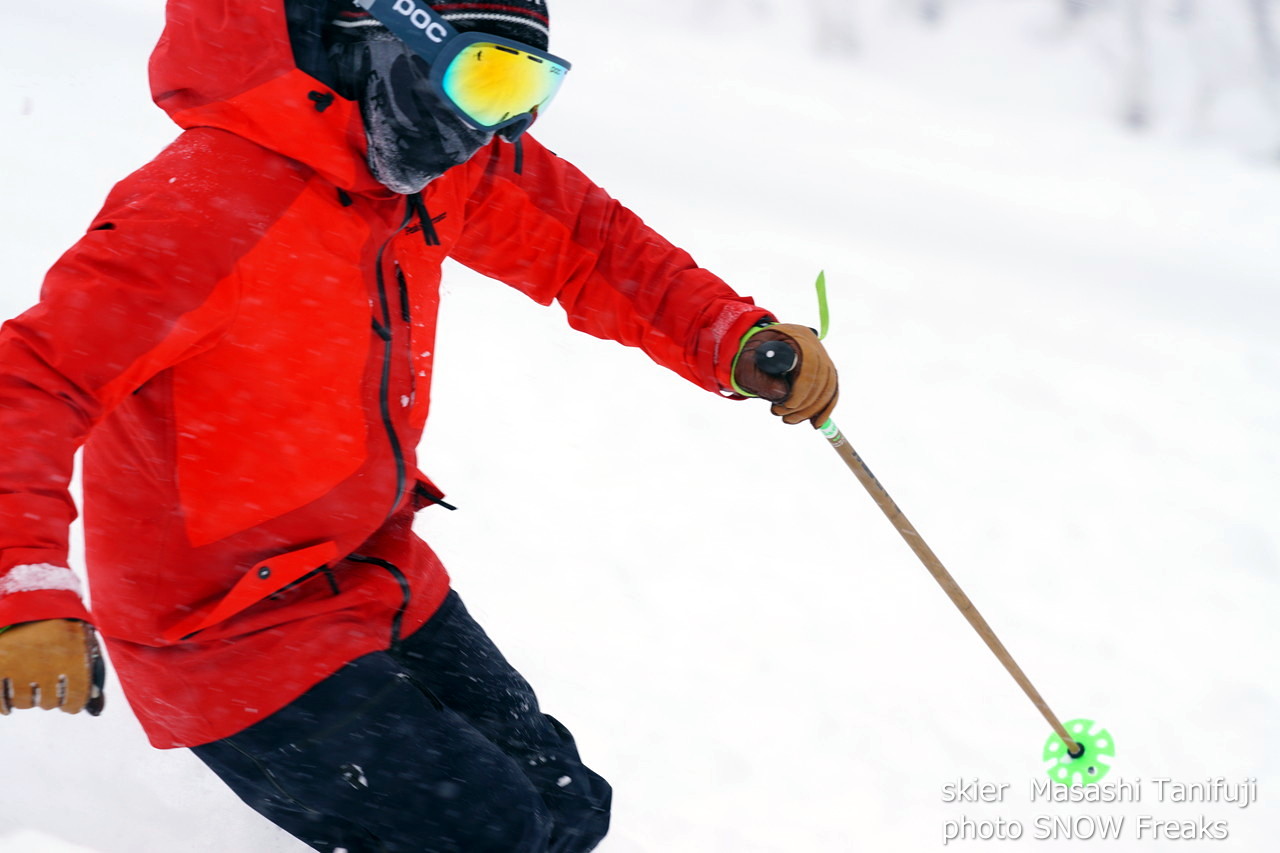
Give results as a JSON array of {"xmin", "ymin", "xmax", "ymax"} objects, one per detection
[{"xmin": 754, "ymin": 339, "xmax": 798, "ymax": 376}]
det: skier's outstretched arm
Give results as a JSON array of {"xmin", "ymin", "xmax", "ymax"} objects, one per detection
[
  {"xmin": 450, "ymin": 138, "xmax": 827, "ymax": 399},
  {"xmin": 451, "ymin": 136, "xmax": 838, "ymax": 423}
]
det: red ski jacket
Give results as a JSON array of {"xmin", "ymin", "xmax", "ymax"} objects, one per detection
[{"xmin": 0, "ymin": 0, "xmax": 769, "ymax": 747}]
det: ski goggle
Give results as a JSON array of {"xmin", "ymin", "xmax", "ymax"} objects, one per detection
[{"xmin": 351, "ymin": 0, "xmax": 571, "ymax": 140}]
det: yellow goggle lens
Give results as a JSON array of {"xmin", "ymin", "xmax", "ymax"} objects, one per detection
[{"xmin": 442, "ymin": 43, "xmax": 568, "ymax": 129}]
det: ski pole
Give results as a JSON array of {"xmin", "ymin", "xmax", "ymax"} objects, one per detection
[{"xmin": 755, "ymin": 340, "xmax": 1083, "ymax": 758}]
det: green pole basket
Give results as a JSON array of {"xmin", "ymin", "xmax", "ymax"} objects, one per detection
[{"xmin": 1043, "ymin": 718, "xmax": 1115, "ymax": 786}]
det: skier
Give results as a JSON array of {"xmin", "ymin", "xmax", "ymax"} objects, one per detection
[{"xmin": 0, "ymin": 0, "xmax": 838, "ymax": 850}]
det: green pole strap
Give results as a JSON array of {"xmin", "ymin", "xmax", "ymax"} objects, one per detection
[
  {"xmin": 732, "ymin": 269, "xmax": 830, "ymax": 396},
  {"xmin": 815, "ymin": 270, "xmax": 830, "ymax": 341},
  {"xmin": 0, "ymin": 625, "xmax": 10, "ymax": 637}
]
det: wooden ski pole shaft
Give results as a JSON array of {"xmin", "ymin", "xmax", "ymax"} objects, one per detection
[
  {"xmin": 818, "ymin": 419, "xmax": 1079, "ymax": 755},
  {"xmin": 755, "ymin": 341, "xmax": 1081, "ymax": 756}
]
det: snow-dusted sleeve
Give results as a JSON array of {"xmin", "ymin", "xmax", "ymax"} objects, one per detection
[
  {"xmin": 0, "ymin": 564, "xmax": 87, "ymax": 627},
  {"xmin": 450, "ymin": 137, "xmax": 772, "ymax": 394}
]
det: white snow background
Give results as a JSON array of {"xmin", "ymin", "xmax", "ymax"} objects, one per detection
[{"xmin": 2, "ymin": 0, "xmax": 1278, "ymax": 850}]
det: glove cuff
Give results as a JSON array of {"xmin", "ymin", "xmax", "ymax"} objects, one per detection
[{"xmin": 730, "ymin": 320, "xmax": 778, "ymax": 397}]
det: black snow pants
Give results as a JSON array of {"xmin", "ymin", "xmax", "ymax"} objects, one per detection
[{"xmin": 191, "ymin": 591, "xmax": 612, "ymax": 853}]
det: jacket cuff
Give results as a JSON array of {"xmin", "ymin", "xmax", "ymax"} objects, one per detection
[
  {"xmin": 0, "ymin": 565, "xmax": 92, "ymax": 627},
  {"xmin": 710, "ymin": 305, "xmax": 776, "ymax": 397}
]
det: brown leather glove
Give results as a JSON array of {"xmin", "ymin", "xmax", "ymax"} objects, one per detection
[
  {"xmin": 734, "ymin": 323, "xmax": 839, "ymax": 427},
  {"xmin": 0, "ymin": 619, "xmax": 105, "ymax": 715}
]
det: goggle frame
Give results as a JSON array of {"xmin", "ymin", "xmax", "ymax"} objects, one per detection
[{"xmin": 351, "ymin": 0, "xmax": 571, "ymax": 139}]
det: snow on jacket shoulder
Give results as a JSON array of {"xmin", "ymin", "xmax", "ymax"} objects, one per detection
[{"xmin": 0, "ymin": 0, "xmax": 770, "ymax": 747}]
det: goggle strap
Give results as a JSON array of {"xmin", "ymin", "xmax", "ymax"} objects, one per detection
[{"xmin": 352, "ymin": 0, "xmax": 455, "ymax": 67}]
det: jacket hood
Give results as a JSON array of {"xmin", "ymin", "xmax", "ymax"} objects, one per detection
[{"xmin": 149, "ymin": 0, "xmax": 390, "ymax": 195}]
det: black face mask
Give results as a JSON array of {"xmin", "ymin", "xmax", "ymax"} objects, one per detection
[{"xmin": 327, "ymin": 26, "xmax": 493, "ymax": 194}]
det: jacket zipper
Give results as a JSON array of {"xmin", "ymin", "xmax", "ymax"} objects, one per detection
[
  {"xmin": 372, "ymin": 198, "xmax": 416, "ymax": 520},
  {"xmin": 361, "ymin": 197, "xmax": 429, "ymax": 651},
  {"xmin": 395, "ymin": 265, "xmax": 416, "ymax": 408}
]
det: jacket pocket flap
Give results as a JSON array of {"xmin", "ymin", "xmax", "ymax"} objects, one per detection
[{"xmin": 163, "ymin": 541, "xmax": 340, "ymax": 642}]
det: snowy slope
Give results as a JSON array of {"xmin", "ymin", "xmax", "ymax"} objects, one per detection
[{"xmin": 2, "ymin": 1, "xmax": 1277, "ymax": 851}]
